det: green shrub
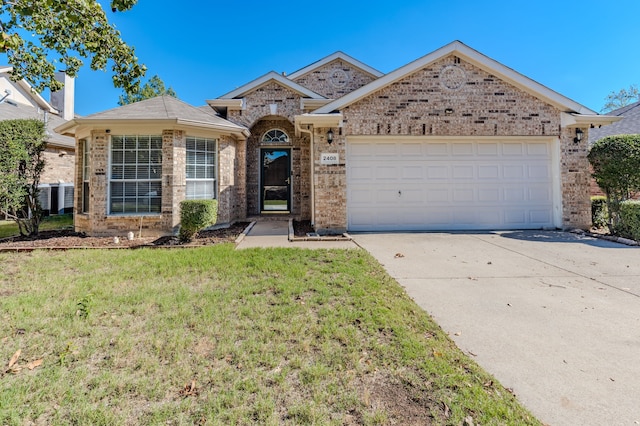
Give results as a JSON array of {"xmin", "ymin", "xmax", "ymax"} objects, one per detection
[
  {"xmin": 178, "ymin": 199, "xmax": 218, "ymax": 242},
  {"xmin": 618, "ymin": 200, "xmax": 640, "ymax": 241},
  {"xmin": 591, "ymin": 196, "xmax": 608, "ymax": 228},
  {"xmin": 588, "ymin": 134, "xmax": 640, "ymax": 232}
]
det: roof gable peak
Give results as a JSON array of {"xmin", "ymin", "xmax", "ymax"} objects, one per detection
[
  {"xmin": 219, "ymin": 71, "xmax": 325, "ymax": 100},
  {"xmin": 313, "ymin": 40, "xmax": 597, "ymax": 115},
  {"xmin": 288, "ymin": 51, "xmax": 383, "ymax": 80}
]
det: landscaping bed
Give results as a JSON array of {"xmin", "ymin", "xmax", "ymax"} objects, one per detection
[{"xmin": 0, "ymin": 222, "xmax": 250, "ymax": 250}]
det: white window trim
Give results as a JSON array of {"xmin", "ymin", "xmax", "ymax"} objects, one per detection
[
  {"xmin": 108, "ymin": 135, "xmax": 163, "ymax": 216},
  {"xmin": 185, "ymin": 136, "xmax": 218, "ymax": 200}
]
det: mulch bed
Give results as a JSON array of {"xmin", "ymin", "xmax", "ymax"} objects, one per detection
[{"xmin": 0, "ymin": 222, "xmax": 251, "ymax": 250}]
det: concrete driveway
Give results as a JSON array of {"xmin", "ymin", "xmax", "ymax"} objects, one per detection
[{"xmin": 353, "ymin": 231, "xmax": 640, "ymax": 426}]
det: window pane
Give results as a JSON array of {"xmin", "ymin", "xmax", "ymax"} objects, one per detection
[
  {"xmin": 112, "ymin": 136, "xmax": 123, "ymax": 150},
  {"xmin": 150, "ymin": 136, "xmax": 162, "ymax": 150},
  {"xmin": 112, "ymin": 150, "xmax": 123, "ymax": 164},
  {"xmin": 124, "ymin": 136, "xmax": 137, "ymax": 150},
  {"xmin": 124, "ymin": 165, "xmax": 137, "ymax": 179},
  {"xmin": 124, "ymin": 150, "xmax": 136, "ymax": 164},
  {"xmin": 111, "ymin": 182, "xmax": 124, "ymax": 197},
  {"xmin": 111, "ymin": 165, "xmax": 123, "ymax": 179},
  {"xmin": 138, "ymin": 136, "xmax": 149, "ymax": 150}
]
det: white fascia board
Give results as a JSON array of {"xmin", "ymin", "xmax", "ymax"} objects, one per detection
[
  {"xmin": 295, "ymin": 113, "xmax": 343, "ymax": 127},
  {"xmin": 314, "ymin": 40, "xmax": 597, "ymax": 115},
  {"xmin": 206, "ymin": 98, "xmax": 244, "ymax": 110},
  {"xmin": 561, "ymin": 112, "xmax": 623, "ymax": 128},
  {"xmin": 55, "ymin": 118, "xmax": 250, "ymax": 139},
  {"xmin": 219, "ymin": 71, "xmax": 325, "ymax": 100},
  {"xmin": 288, "ymin": 51, "xmax": 384, "ymax": 80},
  {"xmin": 301, "ymin": 98, "xmax": 333, "ymax": 110}
]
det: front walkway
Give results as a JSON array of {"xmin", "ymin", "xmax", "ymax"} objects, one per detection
[{"xmin": 235, "ymin": 220, "xmax": 358, "ymax": 249}]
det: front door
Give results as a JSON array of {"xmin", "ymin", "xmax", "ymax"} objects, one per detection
[{"xmin": 261, "ymin": 148, "xmax": 291, "ymax": 212}]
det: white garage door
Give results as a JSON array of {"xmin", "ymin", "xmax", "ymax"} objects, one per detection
[{"xmin": 347, "ymin": 138, "xmax": 558, "ymax": 231}]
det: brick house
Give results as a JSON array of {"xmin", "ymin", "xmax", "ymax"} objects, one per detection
[
  {"xmin": 56, "ymin": 41, "xmax": 619, "ymax": 236},
  {"xmin": 0, "ymin": 67, "xmax": 76, "ymax": 216}
]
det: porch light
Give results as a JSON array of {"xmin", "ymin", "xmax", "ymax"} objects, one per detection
[
  {"xmin": 327, "ymin": 128, "xmax": 334, "ymax": 144},
  {"xmin": 574, "ymin": 128, "xmax": 583, "ymax": 144}
]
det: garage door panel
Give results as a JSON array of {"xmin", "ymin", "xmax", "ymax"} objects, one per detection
[
  {"xmin": 377, "ymin": 166, "xmax": 399, "ymax": 180},
  {"xmin": 478, "ymin": 143, "xmax": 499, "ymax": 155},
  {"xmin": 347, "ymin": 139, "xmax": 555, "ymax": 231},
  {"xmin": 527, "ymin": 143, "xmax": 549, "ymax": 155},
  {"xmin": 528, "ymin": 164, "xmax": 550, "ymax": 179},
  {"xmin": 503, "ymin": 143, "xmax": 524, "ymax": 155},
  {"xmin": 349, "ymin": 166, "xmax": 374, "ymax": 180},
  {"xmin": 426, "ymin": 143, "xmax": 448, "ymax": 155},
  {"xmin": 452, "ymin": 165, "xmax": 474, "ymax": 179},
  {"xmin": 399, "ymin": 143, "xmax": 423, "ymax": 156},
  {"xmin": 427, "ymin": 166, "xmax": 449, "ymax": 179},
  {"xmin": 478, "ymin": 165, "xmax": 500, "ymax": 179},
  {"xmin": 504, "ymin": 165, "xmax": 525, "ymax": 179},
  {"xmin": 452, "ymin": 143, "xmax": 474, "ymax": 156},
  {"xmin": 402, "ymin": 166, "xmax": 423, "ymax": 179}
]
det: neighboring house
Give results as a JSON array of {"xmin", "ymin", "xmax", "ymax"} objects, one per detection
[
  {"xmin": 0, "ymin": 67, "xmax": 76, "ymax": 216},
  {"xmin": 56, "ymin": 41, "xmax": 619, "ymax": 236},
  {"xmin": 587, "ymin": 101, "xmax": 640, "ymax": 197}
]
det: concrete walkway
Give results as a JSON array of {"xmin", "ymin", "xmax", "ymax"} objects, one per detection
[
  {"xmin": 353, "ymin": 231, "xmax": 640, "ymax": 426},
  {"xmin": 235, "ymin": 220, "xmax": 358, "ymax": 249}
]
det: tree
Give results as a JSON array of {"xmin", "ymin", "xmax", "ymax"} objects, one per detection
[
  {"xmin": 118, "ymin": 75, "xmax": 177, "ymax": 105},
  {"xmin": 0, "ymin": 119, "xmax": 46, "ymax": 236},
  {"xmin": 588, "ymin": 134, "xmax": 640, "ymax": 232},
  {"xmin": 0, "ymin": 0, "xmax": 145, "ymax": 94},
  {"xmin": 601, "ymin": 84, "xmax": 639, "ymax": 113}
]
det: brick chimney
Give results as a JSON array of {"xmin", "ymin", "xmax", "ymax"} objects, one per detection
[{"xmin": 50, "ymin": 71, "xmax": 75, "ymax": 120}]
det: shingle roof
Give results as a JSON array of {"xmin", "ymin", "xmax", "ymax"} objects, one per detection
[
  {"xmin": 84, "ymin": 95, "xmax": 238, "ymax": 126},
  {"xmin": 57, "ymin": 96, "xmax": 248, "ymax": 137},
  {"xmin": 589, "ymin": 101, "xmax": 640, "ymax": 143},
  {"xmin": 0, "ymin": 102, "xmax": 75, "ymax": 148}
]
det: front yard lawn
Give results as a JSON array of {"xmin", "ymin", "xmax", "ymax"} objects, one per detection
[{"xmin": 0, "ymin": 245, "xmax": 540, "ymax": 425}]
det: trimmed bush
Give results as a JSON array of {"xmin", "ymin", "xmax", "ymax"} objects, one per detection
[
  {"xmin": 591, "ymin": 196, "xmax": 608, "ymax": 228},
  {"xmin": 179, "ymin": 199, "xmax": 218, "ymax": 242},
  {"xmin": 588, "ymin": 134, "xmax": 640, "ymax": 232},
  {"xmin": 618, "ymin": 200, "xmax": 640, "ymax": 241}
]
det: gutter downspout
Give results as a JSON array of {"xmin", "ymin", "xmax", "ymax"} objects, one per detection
[{"xmin": 297, "ymin": 123, "xmax": 315, "ymax": 226}]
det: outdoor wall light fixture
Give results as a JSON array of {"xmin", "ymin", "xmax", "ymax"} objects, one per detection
[
  {"xmin": 327, "ymin": 128, "xmax": 334, "ymax": 144},
  {"xmin": 444, "ymin": 108, "xmax": 454, "ymax": 115},
  {"xmin": 574, "ymin": 128, "xmax": 583, "ymax": 144}
]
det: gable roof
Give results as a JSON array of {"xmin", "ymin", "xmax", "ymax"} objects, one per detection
[
  {"xmin": 313, "ymin": 40, "xmax": 598, "ymax": 116},
  {"xmin": 55, "ymin": 95, "xmax": 248, "ymax": 137},
  {"xmin": 287, "ymin": 51, "xmax": 384, "ymax": 80},
  {"xmin": 217, "ymin": 71, "xmax": 326, "ymax": 100},
  {"xmin": 588, "ymin": 101, "xmax": 640, "ymax": 143}
]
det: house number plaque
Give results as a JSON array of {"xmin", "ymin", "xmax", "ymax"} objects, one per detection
[{"xmin": 320, "ymin": 153, "xmax": 339, "ymax": 165}]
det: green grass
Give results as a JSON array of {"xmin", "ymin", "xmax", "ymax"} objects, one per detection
[
  {"xmin": 0, "ymin": 214, "xmax": 73, "ymax": 239},
  {"xmin": 0, "ymin": 246, "xmax": 540, "ymax": 425}
]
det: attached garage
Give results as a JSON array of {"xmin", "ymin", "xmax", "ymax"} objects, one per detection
[{"xmin": 346, "ymin": 137, "xmax": 561, "ymax": 231}]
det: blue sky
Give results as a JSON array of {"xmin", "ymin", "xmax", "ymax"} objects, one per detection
[{"xmin": 63, "ymin": 1, "xmax": 640, "ymax": 115}]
